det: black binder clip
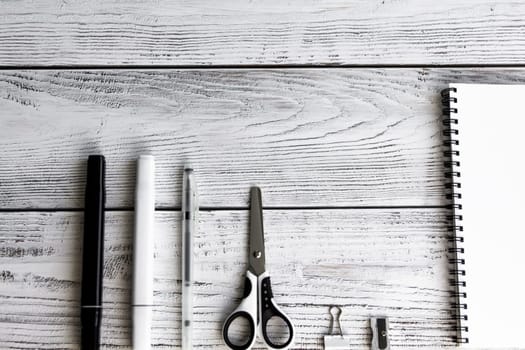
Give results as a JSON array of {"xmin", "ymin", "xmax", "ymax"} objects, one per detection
[{"xmin": 371, "ymin": 317, "xmax": 390, "ymax": 350}]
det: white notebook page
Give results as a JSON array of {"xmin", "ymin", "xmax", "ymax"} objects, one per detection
[{"xmin": 450, "ymin": 83, "xmax": 525, "ymax": 348}]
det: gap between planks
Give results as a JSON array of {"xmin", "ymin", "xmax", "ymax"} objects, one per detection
[
  {"xmin": 0, "ymin": 205, "xmax": 447, "ymax": 213},
  {"xmin": 2, "ymin": 64, "xmax": 525, "ymax": 70}
]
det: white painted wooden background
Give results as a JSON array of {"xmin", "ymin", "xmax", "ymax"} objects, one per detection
[
  {"xmin": 1, "ymin": 1, "xmax": 525, "ymax": 349},
  {"xmin": 1, "ymin": 0, "xmax": 525, "ymax": 66}
]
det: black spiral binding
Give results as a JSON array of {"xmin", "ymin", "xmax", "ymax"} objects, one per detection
[{"xmin": 441, "ymin": 87, "xmax": 468, "ymax": 344}]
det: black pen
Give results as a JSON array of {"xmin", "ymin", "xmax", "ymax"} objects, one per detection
[{"xmin": 81, "ymin": 155, "xmax": 105, "ymax": 350}]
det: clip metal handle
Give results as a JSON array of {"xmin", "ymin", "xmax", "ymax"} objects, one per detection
[
  {"xmin": 324, "ymin": 306, "xmax": 349, "ymax": 350},
  {"xmin": 328, "ymin": 306, "xmax": 344, "ymax": 336}
]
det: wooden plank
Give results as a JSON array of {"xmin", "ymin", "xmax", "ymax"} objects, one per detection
[
  {"xmin": 0, "ymin": 209, "xmax": 456, "ymax": 349},
  {"xmin": 2, "ymin": 69, "xmax": 525, "ymax": 209},
  {"xmin": 1, "ymin": 0, "xmax": 525, "ymax": 66}
]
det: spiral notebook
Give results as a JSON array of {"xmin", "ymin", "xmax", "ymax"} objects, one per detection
[{"xmin": 442, "ymin": 84, "xmax": 525, "ymax": 348}]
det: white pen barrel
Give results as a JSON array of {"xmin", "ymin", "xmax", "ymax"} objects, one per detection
[
  {"xmin": 182, "ymin": 168, "xmax": 198, "ymax": 350},
  {"xmin": 133, "ymin": 155, "xmax": 155, "ymax": 350},
  {"xmin": 182, "ymin": 283, "xmax": 193, "ymax": 349},
  {"xmin": 133, "ymin": 307, "xmax": 152, "ymax": 350}
]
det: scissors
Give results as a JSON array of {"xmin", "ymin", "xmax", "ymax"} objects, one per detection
[{"xmin": 223, "ymin": 187, "xmax": 295, "ymax": 350}]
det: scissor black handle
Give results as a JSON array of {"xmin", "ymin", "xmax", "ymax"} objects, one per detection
[
  {"xmin": 223, "ymin": 310, "xmax": 256, "ymax": 350},
  {"xmin": 260, "ymin": 276, "xmax": 295, "ymax": 349},
  {"xmin": 223, "ymin": 274, "xmax": 257, "ymax": 350}
]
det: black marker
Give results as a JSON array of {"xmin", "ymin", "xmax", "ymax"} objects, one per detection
[{"xmin": 81, "ymin": 155, "xmax": 105, "ymax": 350}]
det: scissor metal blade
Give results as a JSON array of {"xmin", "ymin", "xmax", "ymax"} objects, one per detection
[{"xmin": 249, "ymin": 187, "xmax": 265, "ymax": 276}]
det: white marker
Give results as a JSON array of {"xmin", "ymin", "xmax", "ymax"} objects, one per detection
[
  {"xmin": 182, "ymin": 167, "xmax": 198, "ymax": 349},
  {"xmin": 132, "ymin": 155, "xmax": 155, "ymax": 350}
]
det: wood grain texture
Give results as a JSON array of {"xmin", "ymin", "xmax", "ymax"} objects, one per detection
[
  {"xmin": 0, "ymin": 209, "xmax": 456, "ymax": 349},
  {"xmin": 3, "ymin": 68, "xmax": 525, "ymax": 209},
  {"xmin": 1, "ymin": 0, "xmax": 525, "ymax": 66}
]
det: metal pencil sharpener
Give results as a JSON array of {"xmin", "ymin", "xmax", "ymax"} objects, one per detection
[{"xmin": 370, "ymin": 317, "xmax": 390, "ymax": 350}]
